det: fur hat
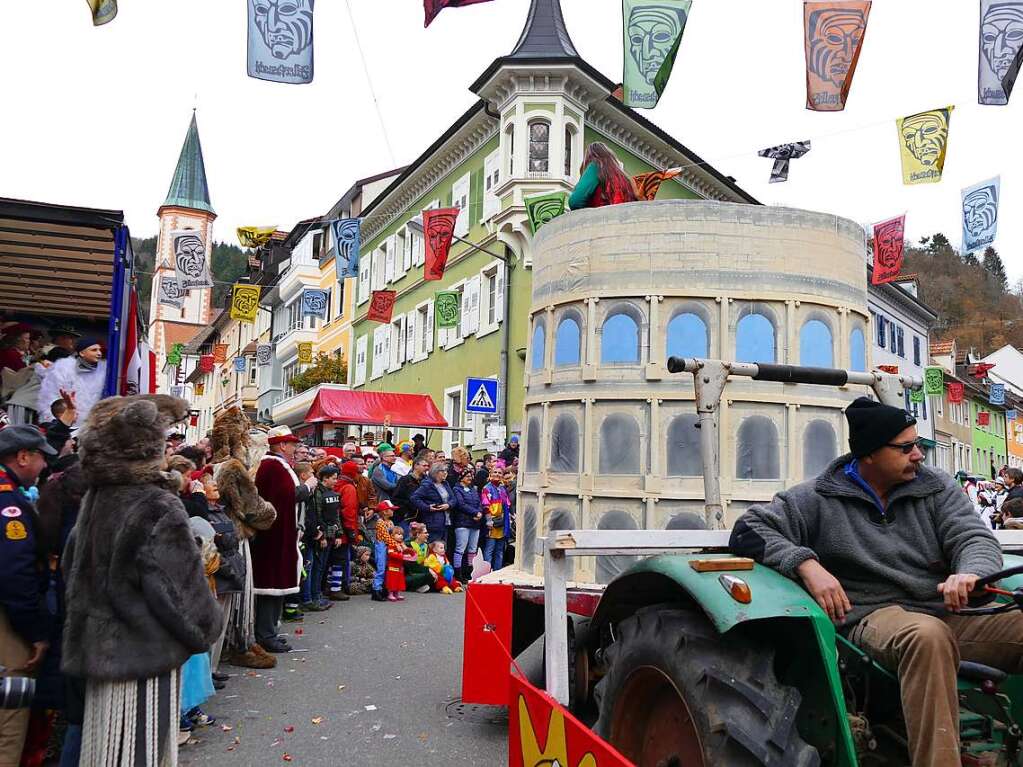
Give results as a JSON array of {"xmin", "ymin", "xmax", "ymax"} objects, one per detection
[
  {"xmin": 79, "ymin": 395, "xmax": 189, "ymax": 486},
  {"xmin": 210, "ymin": 407, "xmax": 251, "ymax": 463}
]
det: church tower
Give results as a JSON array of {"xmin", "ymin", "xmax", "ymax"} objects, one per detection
[{"xmin": 148, "ymin": 112, "xmax": 217, "ymax": 378}]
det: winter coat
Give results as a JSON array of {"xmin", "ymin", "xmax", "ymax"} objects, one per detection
[
  {"xmin": 729, "ymin": 454, "xmax": 1003, "ymax": 629},
  {"xmin": 212, "ymin": 458, "xmax": 276, "ymax": 540},
  {"xmin": 336, "ymin": 476, "xmax": 360, "ymax": 542},
  {"xmin": 37, "ymin": 355, "xmax": 107, "ymax": 427},
  {"xmin": 411, "ymin": 480, "xmax": 459, "ymax": 536},
  {"xmin": 207, "ymin": 507, "xmax": 245, "ymax": 595},
  {"xmin": 393, "ymin": 472, "xmax": 424, "ymax": 523},
  {"xmin": 451, "ymin": 484, "xmax": 483, "ymax": 529},
  {"xmin": 446, "ymin": 460, "xmax": 472, "ymax": 489},
  {"xmin": 252, "ymin": 453, "xmax": 304, "ymax": 595},
  {"xmin": 62, "ymin": 394, "xmax": 222, "ymax": 681},
  {"xmin": 371, "ymin": 462, "xmax": 398, "ymax": 502},
  {"xmin": 481, "ymin": 483, "xmax": 512, "ymax": 539}
]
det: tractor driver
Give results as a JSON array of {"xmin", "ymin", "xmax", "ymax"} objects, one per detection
[{"xmin": 730, "ymin": 397, "xmax": 1020, "ymax": 767}]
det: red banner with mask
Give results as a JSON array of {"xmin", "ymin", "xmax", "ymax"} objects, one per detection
[
  {"xmin": 948, "ymin": 382, "xmax": 964, "ymax": 403},
  {"xmin": 199, "ymin": 355, "xmax": 214, "ymax": 373},
  {"xmin": 509, "ymin": 672, "xmax": 631, "ymax": 767},
  {"xmin": 978, "ymin": 411, "xmax": 991, "ymax": 426},
  {"xmin": 871, "ymin": 214, "xmax": 905, "ymax": 285},
  {"xmin": 423, "ymin": 208, "xmax": 460, "ymax": 281},
  {"xmin": 368, "ymin": 290, "xmax": 397, "ymax": 324}
]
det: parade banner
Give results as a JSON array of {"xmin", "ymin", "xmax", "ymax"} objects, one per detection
[
  {"xmin": 297, "ymin": 342, "xmax": 314, "ymax": 364},
  {"xmin": 230, "ymin": 284, "xmax": 261, "ymax": 324},
  {"xmin": 234, "ymin": 356, "xmax": 248, "ymax": 373},
  {"xmin": 1008, "ymin": 409, "xmax": 1018, "ymax": 421},
  {"xmin": 878, "ymin": 364, "xmax": 900, "ymax": 374},
  {"xmin": 195, "ymin": 383, "xmax": 205, "ymax": 396},
  {"xmin": 979, "ymin": 1, "xmax": 1023, "ymax": 104},
  {"xmin": 803, "ymin": 2, "xmax": 871, "ymax": 111},
  {"xmin": 237, "ymin": 226, "xmax": 276, "ymax": 248},
  {"xmin": 632, "ymin": 167, "xmax": 682, "ymax": 200},
  {"xmin": 247, "ymin": 0, "xmax": 314, "ymax": 84},
  {"xmin": 166, "ymin": 343, "xmax": 184, "ymax": 366},
  {"xmin": 86, "ymin": 0, "xmax": 117, "ymax": 25},
  {"xmin": 424, "ymin": 0, "xmax": 494, "ymax": 27},
  {"xmin": 170, "ymin": 385, "xmax": 184, "ymax": 398},
  {"xmin": 924, "ymin": 366, "xmax": 946, "ymax": 396},
  {"xmin": 948, "ymin": 381, "xmax": 965, "ymax": 403},
  {"xmin": 758, "ymin": 141, "xmax": 811, "ymax": 183},
  {"xmin": 509, "ymin": 673, "xmax": 630, "ymax": 767},
  {"xmin": 979, "ymin": 410, "xmax": 992, "ymax": 426},
  {"xmin": 622, "ymin": 0, "xmax": 692, "ymax": 109},
  {"xmin": 961, "ymin": 176, "xmax": 1001, "ymax": 253},
  {"xmin": 525, "ymin": 192, "xmax": 569, "ymax": 234},
  {"xmin": 256, "ymin": 344, "xmax": 273, "ymax": 366},
  {"xmin": 910, "ymin": 387, "xmax": 925, "ymax": 403},
  {"xmin": 171, "ymin": 230, "xmax": 214, "ymax": 291},
  {"xmin": 423, "ymin": 208, "xmax": 459, "ymax": 281},
  {"xmin": 331, "ymin": 218, "xmax": 361, "ymax": 280},
  {"xmin": 302, "ymin": 288, "xmax": 329, "ymax": 318},
  {"xmin": 158, "ymin": 275, "xmax": 184, "ymax": 309},
  {"xmin": 898, "ymin": 106, "xmax": 954, "ymax": 185},
  {"xmin": 367, "ymin": 290, "xmax": 397, "ymax": 324},
  {"xmin": 435, "ymin": 291, "xmax": 461, "ymax": 328},
  {"xmin": 213, "ymin": 344, "xmax": 228, "ymax": 365},
  {"xmin": 991, "ymin": 383, "xmax": 1006, "ymax": 404},
  {"xmin": 199, "ymin": 355, "xmax": 215, "ymax": 374},
  {"xmin": 871, "ymin": 214, "xmax": 906, "ymax": 285}
]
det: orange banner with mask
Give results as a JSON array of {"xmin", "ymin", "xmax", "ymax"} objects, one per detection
[{"xmin": 804, "ymin": 2, "xmax": 871, "ymax": 111}]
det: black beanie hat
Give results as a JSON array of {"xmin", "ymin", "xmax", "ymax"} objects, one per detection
[
  {"xmin": 845, "ymin": 397, "xmax": 917, "ymax": 458},
  {"xmin": 75, "ymin": 337, "xmax": 100, "ymax": 353}
]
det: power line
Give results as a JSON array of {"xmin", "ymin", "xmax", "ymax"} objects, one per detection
[{"xmin": 344, "ymin": 0, "xmax": 397, "ymax": 167}]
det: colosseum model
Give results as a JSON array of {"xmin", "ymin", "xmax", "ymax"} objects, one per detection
[{"xmin": 517, "ymin": 200, "xmax": 872, "ymax": 582}]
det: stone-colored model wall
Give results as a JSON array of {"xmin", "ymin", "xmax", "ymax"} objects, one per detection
[{"xmin": 518, "ymin": 200, "xmax": 871, "ymax": 581}]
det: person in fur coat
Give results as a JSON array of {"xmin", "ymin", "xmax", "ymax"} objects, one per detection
[
  {"xmin": 62, "ymin": 394, "xmax": 222, "ymax": 767},
  {"xmin": 206, "ymin": 408, "xmax": 277, "ymax": 670},
  {"xmin": 251, "ymin": 425, "xmax": 315, "ymax": 653},
  {"xmin": 36, "ymin": 338, "xmax": 106, "ymax": 428}
]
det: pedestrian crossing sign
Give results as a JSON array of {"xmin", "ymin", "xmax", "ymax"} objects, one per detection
[{"xmin": 466, "ymin": 377, "xmax": 499, "ymax": 414}]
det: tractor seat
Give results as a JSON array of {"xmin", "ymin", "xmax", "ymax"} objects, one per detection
[{"xmin": 958, "ymin": 660, "xmax": 1008, "ymax": 685}]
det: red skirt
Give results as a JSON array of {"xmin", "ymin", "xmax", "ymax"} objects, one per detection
[{"xmin": 385, "ymin": 563, "xmax": 406, "ymax": 592}]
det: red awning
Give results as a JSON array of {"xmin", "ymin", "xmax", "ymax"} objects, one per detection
[{"xmin": 303, "ymin": 388, "xmax": 448, "ymax": 428}]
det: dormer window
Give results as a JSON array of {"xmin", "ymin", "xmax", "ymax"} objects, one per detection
[{"xmin": 528, "ymin": 119, "xmax": 550, "ymax": 174}]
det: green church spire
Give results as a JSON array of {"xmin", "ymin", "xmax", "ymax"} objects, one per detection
[{"xmin": 162, "ymin": 112, "xmax": 214, "ymax": 215}]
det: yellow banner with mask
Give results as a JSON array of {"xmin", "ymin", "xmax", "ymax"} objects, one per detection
[
  {"xmin": 237, "ymin": 226, "xmax": 277, "ymax": 249},
  {"xmin": 85, "ymin": 0, "xmax": 117, "ymax": 25},
  {"xmin": 897, "ymin": 106, "xmax": 954, "ymax": 185}
]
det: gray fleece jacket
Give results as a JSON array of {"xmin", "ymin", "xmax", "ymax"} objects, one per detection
[{"xmin": 729, "ymin": 455, "xmax": 1003, "ymax": 627}]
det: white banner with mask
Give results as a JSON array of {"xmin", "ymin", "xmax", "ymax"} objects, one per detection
[{"xmin": 247, "ymin": 0, "xmax": 314, "ymax": 85}]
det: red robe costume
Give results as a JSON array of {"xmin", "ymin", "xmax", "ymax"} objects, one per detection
[
  {"xmin": 251, "ymin": 453, "xmax": 302, "ymax": 595},
  {"xmin": 384, "ymin": 542, "xmax": 406, "ymax": 593}
]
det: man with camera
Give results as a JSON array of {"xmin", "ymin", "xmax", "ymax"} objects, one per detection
[{"xmin": 0, "ymin": 425, "xmax": 55, "ymax": 765}]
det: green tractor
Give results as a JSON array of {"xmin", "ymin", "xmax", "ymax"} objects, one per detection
[{"xmin": 545, "ymin": 358, "xmax": 1023, "ymax": 767}]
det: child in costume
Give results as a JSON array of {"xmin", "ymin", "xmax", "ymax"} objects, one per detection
[
  {"xmin": 424, "ymin": 540, "xmax": 462, "ymax": 594},
  {"xmin": 482, "ymin": 469, "xmax": 512, "ymax": 570},
  {"xmin": 384, "ymin": 529, "xmax": 408, "ymax": 601},
  {"xmin": 371, "ymin": 500, "xmax": 398, "ymax": 601},
  {"xmin": 402, "ymin": 523, "xmax": 433, "ymax": 593},
  {"xmin": 349, "ymin": 546, "xmax": 376, "ymax": 595},
  {"xmin": 180, "ymin": 517, "xmax": 221, "ymax": 739}
]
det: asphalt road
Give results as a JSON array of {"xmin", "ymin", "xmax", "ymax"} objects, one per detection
[{"xmin": 179, "ymin": 592, "xmax": 507, "ymax": 767}]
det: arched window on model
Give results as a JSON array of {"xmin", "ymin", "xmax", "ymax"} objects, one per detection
[
  {"xmin": 736, "ymin": 415, "xmax": 780, "ymax": 479},
  {"xmin": 601, "ymin": 311, "xmax": 640, "ymax": 364},
  {"xmin": 554, "ymin": 316, "xmax": 581, "ymax": 366},
  {"xmin": 736, "ymin": 312, "xmax": 776, "ymax": 364},
  {"xmin": 666, "ymin": 414, "xmax": 702, "ymax": 476},
  {"xmin": 800, "ymin": 319, "xmax": 834, "ymax": 368},
  {"xmin": 564, "ymin": 125, "xmax": 576, "ymax": 177},
  {"xmin": 595, "ymin": 511, "xmax": 640, "ymax": 584},
  {"xmin": 505, "ymin": 123, "xmax": 515, "ymax": 177},
  {"xmin": 528, "ymin": 119, "xmax": 550, "ymax": 174},
  {"xmin": 599, "ymin": 413, "xmax": 641, "ymax": 474},
  {"xmin": 666, "ymin": 312, "xmax": 709, "ymax": 360},
  {"xmin": 525, "ymin": 415, "xmax": 542, "ymax": 472},
  {"xmin": 804, "ymin": 420, "xmax": 838, "ymax": 479},
  {"xmin": 547, "ymin": 509, "xmax": 576, "ymax": 577},
  {"xmin": 550, "ymin": 414, "xmax": 580, "ymax": 473},
  {"xmin": 531, "ymin": 321, "xmax": 546, "ymax": 371},
  {"xmin": 850, "ymin": 327, "xmax": 867, "ymax": 372}
]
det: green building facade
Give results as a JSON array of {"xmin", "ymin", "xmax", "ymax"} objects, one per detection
[
  {"xmin": 347, "ymin": 0, "xmax": 755, "ymax": 453},
  {"xmin": 970, "ymin": 396, "xmax": 1008, "ymax": 477}
]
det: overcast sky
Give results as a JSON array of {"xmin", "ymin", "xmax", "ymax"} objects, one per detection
[{"xmin": 2, "ymin": 1, "xmax": 1019, "ymax": 276}]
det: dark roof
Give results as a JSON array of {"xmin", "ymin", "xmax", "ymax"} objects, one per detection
[
  {"xmin": 509, "ymin": 0, "xmax": 577, "ymax": 59},
  {"xmin": 162, "ymin": 113, "xmax": 214, "ymax": 215},
  {"xmin": 327, "ymin": 167, "xmax": 409, "ymax": 219}
]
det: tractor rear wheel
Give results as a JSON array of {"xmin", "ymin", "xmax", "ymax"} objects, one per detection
[{"xmin": 593, "ymin": 606, "xmax": 820, "ymax": 767}]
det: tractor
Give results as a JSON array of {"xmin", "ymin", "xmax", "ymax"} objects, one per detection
[{"xmin": 541, "ymin": 358, "xmax": 1023, "ymax": 767}]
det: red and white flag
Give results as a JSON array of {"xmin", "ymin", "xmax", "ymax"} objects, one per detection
[{"xmin": 120, "ymin": 287, "xmax": 156, "ymax": 395}]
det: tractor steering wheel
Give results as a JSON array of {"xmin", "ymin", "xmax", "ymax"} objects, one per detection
[{"xmin": 957, "ymin": 564, "xmax": 1023, "ymax": 616}]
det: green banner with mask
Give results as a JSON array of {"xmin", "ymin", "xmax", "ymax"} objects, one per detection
[
  {"xmin": 435, "ymin": 291, "xmax": 461, "ymax": 328},
  {"xmin": 910, "ymin": 387, "xmax": 925, "ymax": 403},
  {"xmin": 622, "ymin": 0, "xmax": 692, "ymax": 109},
  {"xmin": 924, "ymin": 366, "xmax": 945, "ymax": 396}
]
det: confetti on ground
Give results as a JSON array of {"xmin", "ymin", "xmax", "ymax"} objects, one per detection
[
  {"xmin": 224, "ymin": 695, "xmax": 239, "ymax": 699},
  {"xmin": 311, "ymin": 717, "xmax": 323, "ymax": 725},
  {"xmin": 267, "ymin": 681, "xmax": 275, "ymax": 687},
  {"xmin": 226, "ymin": 737, "xmax": 241, "ymax": 752},
  {"xmin": 337, "ymin": 685, "xmax": 346, "ymax": 691},
  {"xmin": 283, "ymin": 725, "xmax": 295, "ymax": 733},
  {"xmin": 220, "ymin": 724, "xmax": 233, "ymax": 732},
  {"xmin": 283, "ymin": 754, "xmax": 293, "ymax": 762},
  {"xmin": 271, "ymin": 737, "xmax": 283, "ymax": 747},
  {"xmin": 364, "ymin": 705, "xmax": 377, "ymax": 711},
  {"xmin": 384, "ymin": 734, "xmax": 396, "ymax": 739},
  {"xmin": 294, "ymin": 628, "xmax": 304, "ymax": 635}
]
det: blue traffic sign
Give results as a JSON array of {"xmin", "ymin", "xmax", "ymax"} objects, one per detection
[{"xmin": 465, "ymin": 377, "xmax": 499, "ymax": 414}]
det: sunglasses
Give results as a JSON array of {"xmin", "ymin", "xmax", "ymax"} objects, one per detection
[{"xmin": 885, "ymin": 437, "xmax": 924, "ymax": 454}]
